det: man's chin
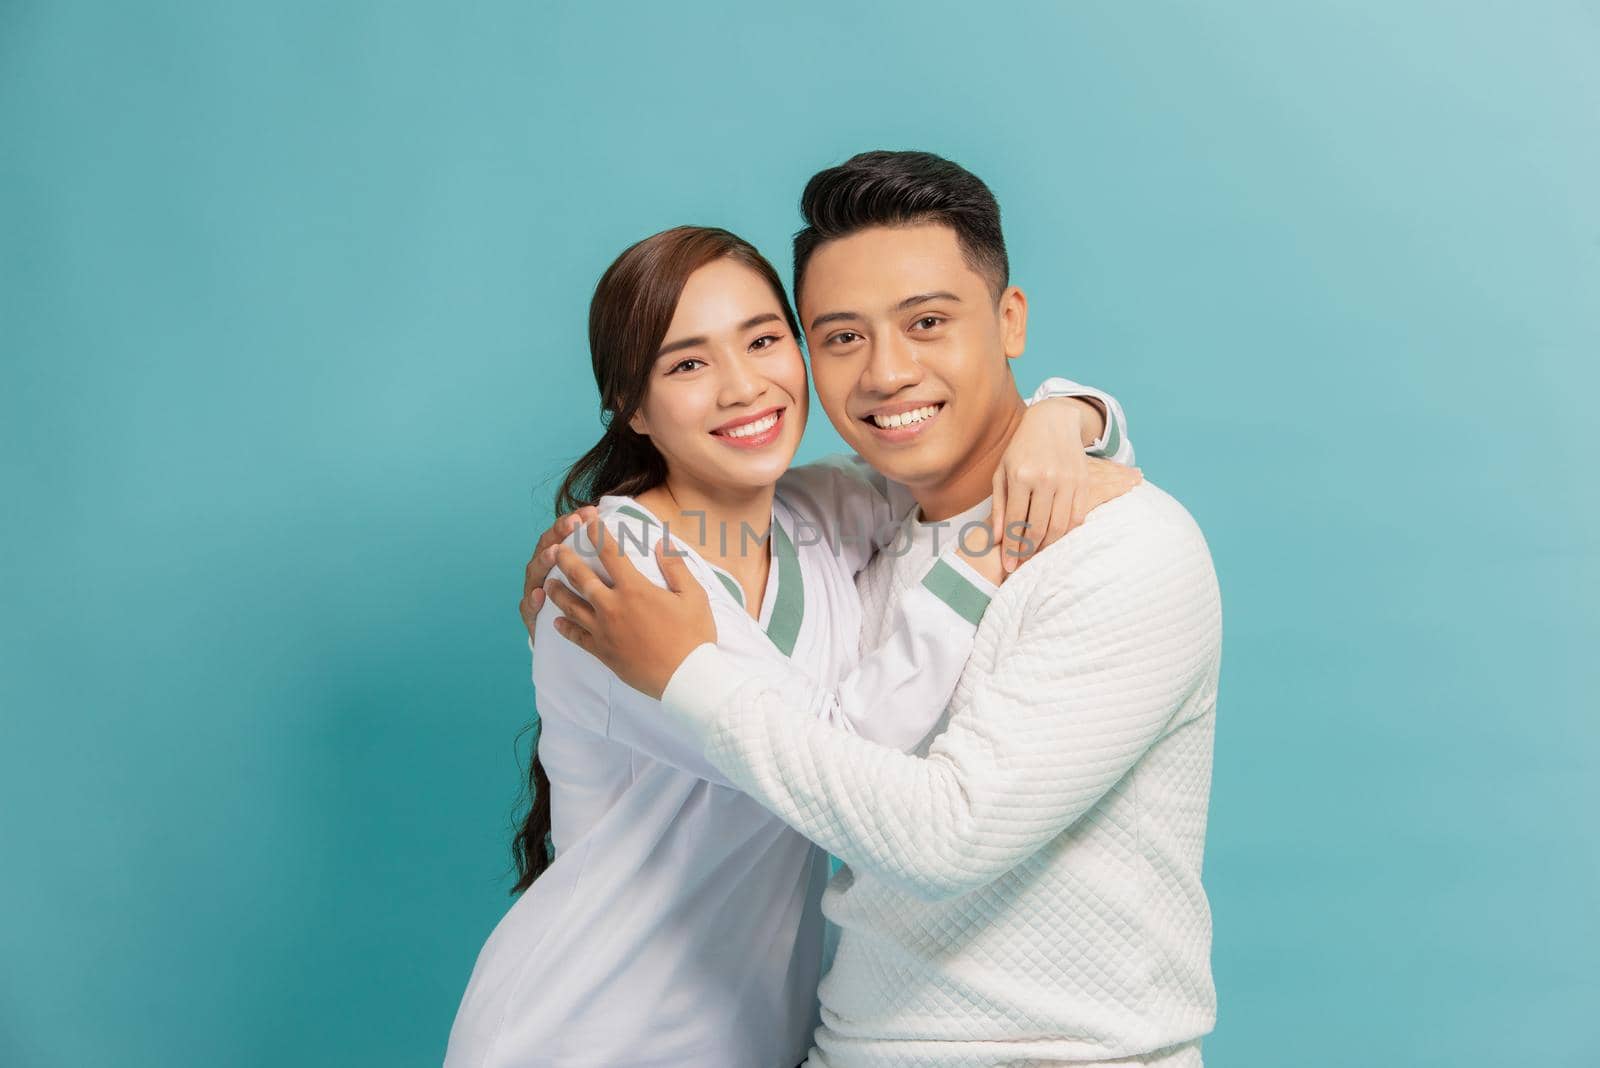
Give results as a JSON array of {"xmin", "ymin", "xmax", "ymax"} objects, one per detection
[{"xmin": 849, "ymin": 443, "xmax": 941, "ymax": 488}]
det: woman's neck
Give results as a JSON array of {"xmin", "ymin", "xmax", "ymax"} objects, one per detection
[{"xmin": 635, "ymin": 476, "xmax": 775, "ymax": 576}]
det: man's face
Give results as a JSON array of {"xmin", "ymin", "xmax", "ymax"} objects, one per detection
[{"xmin": 797, "ymin": 223, "xmax": 1027, "ymax": 490}]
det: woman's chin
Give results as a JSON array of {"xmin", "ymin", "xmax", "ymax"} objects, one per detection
[{"xmin": 702, "ymin": 446, "xmax": 796, "ymax": 492}]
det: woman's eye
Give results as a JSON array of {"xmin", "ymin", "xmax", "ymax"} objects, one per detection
[
  {"xmin": 749, "ymin": 334, "xmax": 783, "ymax": 351},
  {"xmin": 668, "ymin": 358, "xmax": 704, "ymax": 375}
]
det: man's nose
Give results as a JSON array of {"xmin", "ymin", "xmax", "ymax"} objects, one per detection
[{"xmin": 860, "ymin": 334, "xmax": 922, "ymax": 395}]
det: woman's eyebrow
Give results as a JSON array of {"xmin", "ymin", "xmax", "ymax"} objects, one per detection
[
  {"xmin": 657, "ymin": 314, "xmax": 783, "ymax": 358},
  {"xmin": 656, "ymin": 335, "xmax": 706, "ymax": 358}
]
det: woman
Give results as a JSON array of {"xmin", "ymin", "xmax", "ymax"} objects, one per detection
[{"xmin": 445, "ymin": 227, "xmax": 1135, "ymax": 1067}]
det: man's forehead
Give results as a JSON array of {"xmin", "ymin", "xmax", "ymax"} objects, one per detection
[{"xmin": 799, "ymin": 224, "xmax": 980, "ymax": 316}]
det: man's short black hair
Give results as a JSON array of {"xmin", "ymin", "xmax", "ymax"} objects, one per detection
[{"xmin": 792, "ymin": 150, "xmax": 1010, "ymax": 306}]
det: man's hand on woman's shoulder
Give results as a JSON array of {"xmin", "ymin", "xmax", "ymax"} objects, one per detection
[{"xmin": 520, "ymin": 505, "xmax": 599, "ymax": 644}]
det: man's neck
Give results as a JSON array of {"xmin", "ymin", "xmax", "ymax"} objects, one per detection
[{"xmin": 913, "ymin": 392, "xmax": 1028, "ymax": 522}]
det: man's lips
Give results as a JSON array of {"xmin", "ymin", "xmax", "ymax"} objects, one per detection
[{"xmin": 859, "ymin": 400, "xmax": 946, "ymax": 440}]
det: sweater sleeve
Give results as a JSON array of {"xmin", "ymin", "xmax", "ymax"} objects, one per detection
[{"xmin": 659, "ymin": 501, "xmax": 1221, "ymax": 902}]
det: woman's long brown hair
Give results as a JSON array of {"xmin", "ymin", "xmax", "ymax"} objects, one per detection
[{"xmin": 510, "ymin": 226, "xmax": 802, "ymax": 894}]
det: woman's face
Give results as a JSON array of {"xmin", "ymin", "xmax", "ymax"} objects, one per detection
[{"xmin": 628, "ymin": 257, "xmax": 809, "ymax": 496}]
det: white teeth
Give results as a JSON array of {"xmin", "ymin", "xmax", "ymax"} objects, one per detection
[
  {"xmin": 719, "ymin": 411, "xmax": 780, "ymax": 439},
  {"xmin": 871, "ymin": 404, "xmax": 941, "ymax": 430}
]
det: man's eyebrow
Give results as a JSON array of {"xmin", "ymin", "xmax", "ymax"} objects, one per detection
[
  {"xmin": 808, "ymin": 310, "xmax": 862, "ymax": 332},
  {"xmin": 656, "ymin": 314, "xmax": 784, "ymax": 360},
  {"xmin": 808, "ymin": 293, "xmax": 963, "ymax": 332},
  {"xmin": 895, "ymin": 291, "xmax": 962, "ymax": 311}
]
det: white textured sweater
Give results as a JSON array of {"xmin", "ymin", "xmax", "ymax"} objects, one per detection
[{"xmin": 662, "ymin": 481, "xmax": 1223, "ymax": 1067}]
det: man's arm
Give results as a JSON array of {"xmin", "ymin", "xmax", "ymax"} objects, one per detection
[
  {"xmin": 1029, "ymin": 377, "xmax": 1134, "ymax": 465},
  {"xmin": 772, "ymin": 378, "xmax": 1137, "ymax": 581},
  {"xmin": 657, "ymin": 506, "xmax": 1221, "ymax": 902}
]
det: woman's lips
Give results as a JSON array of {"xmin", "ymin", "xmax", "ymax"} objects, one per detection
[{"xmin": 710, "ymin": 407, "xmax": 785, "ymax": 450}]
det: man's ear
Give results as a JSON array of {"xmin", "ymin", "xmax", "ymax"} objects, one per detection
[{"xmin": 998, "ymin": 285, "xmax": 1028, "ymax": 359}]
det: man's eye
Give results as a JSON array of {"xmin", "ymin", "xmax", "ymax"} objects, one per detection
[
  {"xmin": 829, "ymin": 331, "xmax": 862, "ymax": 345},
  {"xmin": 668, "ymin": 358, "xmax": 704, "ymax": 374},
  {"xmin": 913, "ymin": 316, "xmax": 943, "ymax": 331}
]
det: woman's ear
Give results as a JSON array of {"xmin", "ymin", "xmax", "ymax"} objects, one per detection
[
  {"xmin": 998, "ymin": 285, "xmax": 1029, "ymax": 359},
  {"xmin": 627, "ymin": 410, "xmax": 649, "ymax": 436}
]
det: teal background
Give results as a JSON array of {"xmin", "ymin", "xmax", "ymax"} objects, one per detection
[{"xmin": 3, "ymin": 1, "xmax": 1597, "ymax": 1064}]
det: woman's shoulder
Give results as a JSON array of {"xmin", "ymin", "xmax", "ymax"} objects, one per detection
[{"xmin": 566, "ymin": 494, "xmax": 666, "ymax": 558}]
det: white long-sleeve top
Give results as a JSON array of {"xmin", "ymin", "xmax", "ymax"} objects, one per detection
[{"xmin": 660, "ymin": 481, "xmax": 1222, "ymax": 1067}]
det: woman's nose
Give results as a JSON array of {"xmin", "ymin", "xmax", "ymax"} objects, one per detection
[{"xmin": 717, "ymin": 354, "xmax": 764, "ymax": 405}]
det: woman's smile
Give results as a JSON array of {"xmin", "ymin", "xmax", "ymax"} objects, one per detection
[{"xmin": 710, "ymin": 405, "xmax": 786, "ymax": 450}]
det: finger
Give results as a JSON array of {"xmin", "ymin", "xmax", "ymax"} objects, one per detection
[
  {"xmin": 526, "ymin": 513, "xmax": 578, "ymax": 593},
  {"xmin": 1045, "ymin": 486, "xmax": 1077, "ymax": 546},
  {"xmin": 519, "ymin": 586, "xmax": 546, "ymax": 627},
  {"xmin": 990, "ymin": 469, "xmax": 1007, "ymax": 546},
  {"xmin": 552, "ymin": 615, "xmax": 600, "ymax": 658},
  {"xmin": 654, "ymin": 536, "xmax": 695, "ymax": 593},
  {"xmin": 544, "ymin": 579, "xmax": 599, "ymax": 633},
  {"xmin": 1017, "ymin": 484, "xmax": 1055, "ymax": 565},
  {"xmin": 585, "ymin": 517, "xmax": 641, "ymax": 589},
  {"xmin": 1069, "ymin": 481, "xmax": 1092, "ymax": 532},
  {"xmin": 1002, "ymin": 484, "xmax": 1033, "ymax": 574},
  {"xmin": 552, "ymin": 543, "xmax": 612, "ymax": 605},
  {"xmin": 542, "ymin": 513, "xmax": 575, "ymax": 552}
]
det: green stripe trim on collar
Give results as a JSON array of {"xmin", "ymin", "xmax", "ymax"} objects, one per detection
[
  {"xmin": 763, "ymin": 520, "xmax": 804, "ymax": 658},
  {"xmin": 615, "ymin": 502, "xmax": 750, "ymax": 608},
  {"xmin": 921, "ymin": 557, "xmax": 992, "ymax": 627},
  {"xmin": 614, "ymin": 504, "xmax": 655, "ymax": 526},
  {"xmin": 714, "ymin": 570, "xmax": 744, "ymax": 607}
]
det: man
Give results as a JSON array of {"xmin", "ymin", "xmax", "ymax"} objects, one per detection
[{"xmin": 530, "ymin": 151, "xmax": 1222, "ymax": 1066}]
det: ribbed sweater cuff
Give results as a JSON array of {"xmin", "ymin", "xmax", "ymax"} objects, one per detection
[{"xmin": 659, "ymin": 643, "xmax": 744, "ymax": 744}]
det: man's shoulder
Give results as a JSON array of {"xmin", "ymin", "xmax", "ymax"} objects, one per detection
[
  {"xmin": 1025, "ymin": 480, "xmax": 1214, "ymax": 586},
  {"xmin": 1007, "ymin": 480, "xmax": 1221, "ymax": 659}
]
